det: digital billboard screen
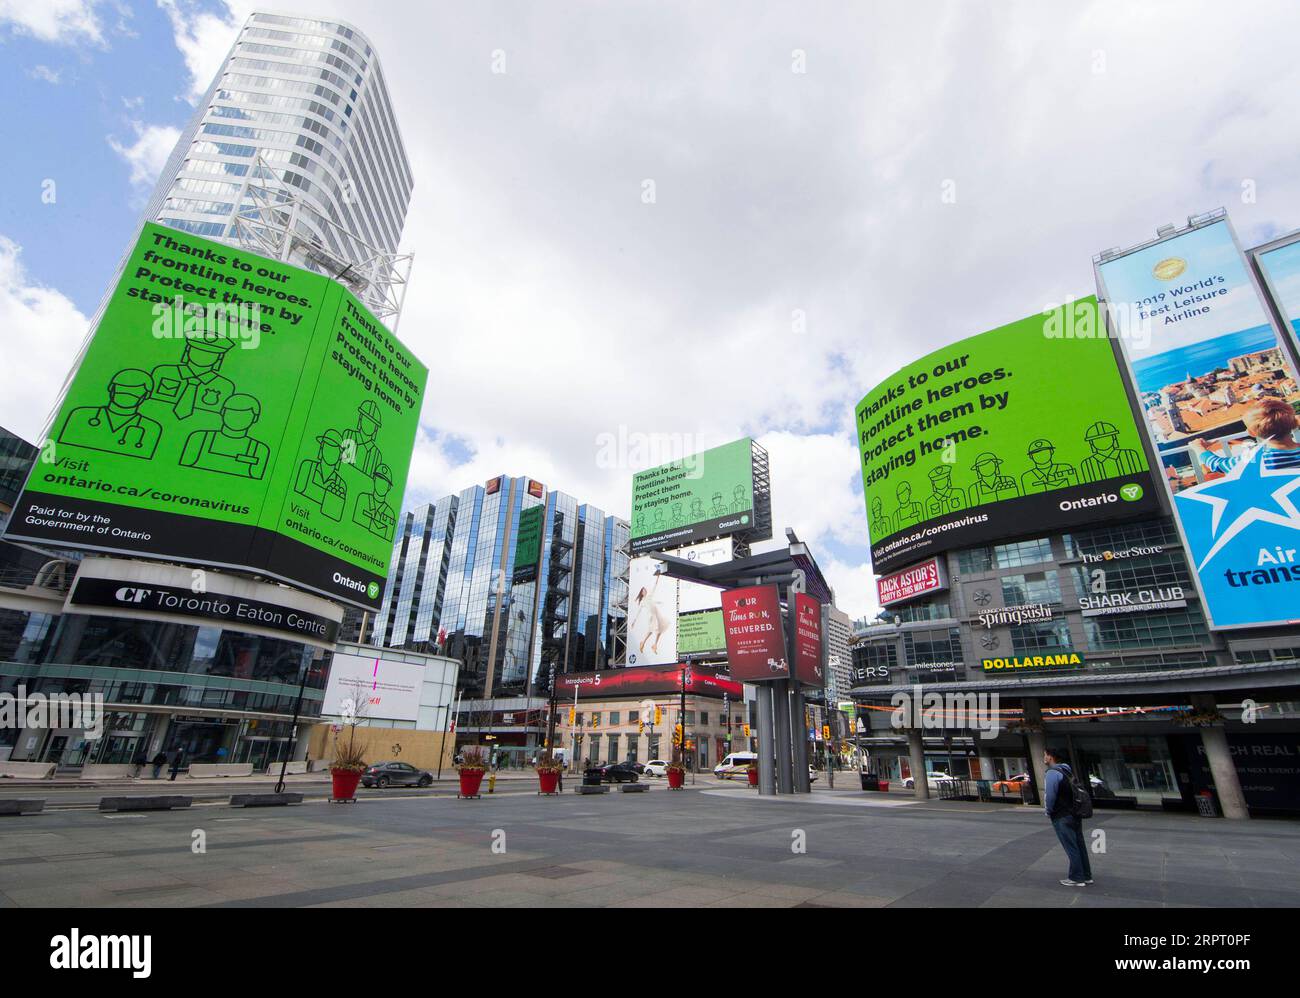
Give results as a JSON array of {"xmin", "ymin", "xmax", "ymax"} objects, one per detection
[
  {"xmin": 630, "ymin": 438, "xmax": 756, "ymax": 554},
  {"xmin": 792, "ymin": 592, "xmax": 824, "ymax": 687},
  {"xmin": 1097, "ymin": 216, "xmax": 1300, "ymax": 629},
  {"xmin": 557, "ymin": 663, "xmax": 742, "ymax": 700},
  {"xmin": 855, "ymin": 299, "xmax": 1158, "ymax": 574},
  {"xmin": 511, "ymin": 504, "xmax": 544, "ymax": 584},
  {"xmin": 3, "ymin": 223, "xmax": 428, "ymax": 609},
  {"xmin": 721, "ymin": 584, "xmax": 789, "ymax": 682}
]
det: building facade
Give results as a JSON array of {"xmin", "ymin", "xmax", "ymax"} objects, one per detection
[
  {"xmin": 850, "ymin": 513, "xmax": 1300, "ymax": 813},
  {"xmin": 0, "ymin": 15, "xmax": 419, "ymax": 772},
  {"xmin": 366, "ymin": 476, "xmax": 629, "ymax": 762}
]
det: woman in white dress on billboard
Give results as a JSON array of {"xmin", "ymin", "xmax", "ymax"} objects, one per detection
[{"xmin": 631, "ymin": 573, "xmax": 672, "ymax": 656}]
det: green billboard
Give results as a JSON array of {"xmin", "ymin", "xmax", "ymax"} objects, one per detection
[
  {"xmin": 676, "ymin": 608, "xmax": 725, "ymax": 655},
  {"xmin": 855, "ymin": 299, "xmax": 1159, "ymax": 574},
  {"xmin": 5, "ymin": 222, "xmax": 427, "ymax": 609},
  {"xmin": 630, "ymin": 438, "xmax": 756, "ymax": 554},
  {"xmin": 512, "ymin": 503, "xmax": 544, "ymax": 584}
]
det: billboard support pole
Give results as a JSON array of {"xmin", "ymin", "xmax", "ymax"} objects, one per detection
[
  {"xmin": 756, "ymin": 684, "xmax": 775, "ymax": 795},
  {"xmin": 275, "ymin": 645, "xmax": 313, "ymax": 794},
  {"xmin": 773, "ymin": 680, "xmax": 794, "ymax": 794}
]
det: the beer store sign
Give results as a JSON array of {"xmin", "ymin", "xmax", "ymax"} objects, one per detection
[
  {"xmin": 1078, "ymin": 586, "xmax": 1187, "ymax": 617},
  {"xmin": 976, "ymin": 602, "xmax": 1052, "ymax": 629}
]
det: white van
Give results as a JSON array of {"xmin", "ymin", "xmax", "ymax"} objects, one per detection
[{"xmin": 714, "ymin": 751, "xmax": 758, "ymax": 779}]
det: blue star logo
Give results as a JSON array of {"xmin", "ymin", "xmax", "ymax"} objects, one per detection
[{"xmin": 1177, "ymin": 447, "xmax": 1300, "ymax": 571}]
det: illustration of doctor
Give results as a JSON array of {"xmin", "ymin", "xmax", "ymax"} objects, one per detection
[{"xmin": 59, "ymin": 369, "xmax": 162, "ymax": 460}]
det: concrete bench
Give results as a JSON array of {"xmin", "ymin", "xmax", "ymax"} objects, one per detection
[
  {"xmin": 574, "ymin": 784, "xmax": 609, "ymax": 795},
  {"xmin": 187, "ymin": 763, "xmax": 254, "ymax": 779},
  {"xmin": 0, "ymin": 762, "xmax": 56, "ymax": 780},
  {"xmin": 619, "ymin": 783, "xmax": 650, "ymax": 793},
  {"xmin": 80, "ymin": 764, "xmax": 140, "ymax": 780},
  {"xmin": 229, "ymin": 793, "xmax": 303, "ymax": 807},
  {"xmin": 99, "ymin": 796, "xmax": 192, "ymax": 812},
  {"xmin": 264, "ymin": 761, "xmax": 308, "ymax": 776},
  {"xmin": 0, "ymin": 799, "xmax": 45, "ymax": 816}
]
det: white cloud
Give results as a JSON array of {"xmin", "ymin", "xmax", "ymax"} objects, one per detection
[
  {"xmin": 819, "ymin": 556, "xmax": 880, "ymax": 624},
  {"xmin": 0, "ymin": 0, "xmax": 103, "ymax": 45},
  {"xmin": 0, "ymin": 236, "xmax": 89, "ymax": 443},
  {"xmin": 157, "ymin": 0, "xmax": 248, "ymax": 103},
  {"xmin": 27, "ymin": 65, "xmax": 63, "ymax": 84},
  {"xmin": 107, "ymin": 121, "xmax": 181, "ymax": 190}
]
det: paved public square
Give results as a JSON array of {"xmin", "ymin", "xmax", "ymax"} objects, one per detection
[{"xmin": 2, "ymin": 780, "xmax": 1298, "ymax": 908}]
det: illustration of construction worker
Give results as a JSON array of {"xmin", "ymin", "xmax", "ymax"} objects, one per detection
[
  {"xmin": 341, "ymin": 399, "xmax": 384, "ymax": 477},
  {"xmin": 729, "ymin": 484, "xmax": 750, "ymax": 514},
  {"xmin": 924, "ymin": 465, "xmax": 967, "ymax": 517},
  {"xmin": 1020, "ymin": 438, "xmax": 1079, "ymax": 494},
  {"xmin": 294, "ymin": 428, "xmax": 348, "ymax": 520},
  {"xmin": 353, "ymin": 463, "xmax": 397, "ymax": 540},
  {"xmin": 150, "ymin": 330, "xmax": 236, "ymax": 420},
  {"xmin": 59, "ymin": 369, "xmax": 162, "ymax": 459},
  {"xmin": 967, "ymin": 452, "xmax": 1020, "ymax": 506},
  {"xmin": 892, "ymin": 481, "xmax": 924, "ymax": 532},
  {"xmin": 1079, "ymin": 421, "xmax": 1144, "ymax": 483},
  {"xmin": 178, "ymin": 394, "xmax": 269, "ymax": 480},
  {"xmin": 689, "ymin": 497, "xmax": 705, "ymax": 521}
]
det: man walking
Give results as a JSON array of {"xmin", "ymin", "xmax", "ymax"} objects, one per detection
[{"xmin": 1044, "ymin": 747, "xmax": 1093, "ymax": 887}]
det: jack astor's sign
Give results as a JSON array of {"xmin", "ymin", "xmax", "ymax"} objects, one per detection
[
  {"xmin": 976, "ymin": 602, "xmax": 1052, "ymax": 628},
  {"xmin": 982, "ymin": 652, "xmax": 1084, "ymax": 673}
]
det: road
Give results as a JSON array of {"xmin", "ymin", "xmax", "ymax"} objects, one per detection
[{"xmin": 2, "ymin": 777, "xmax": 1297, "ymax": 907}]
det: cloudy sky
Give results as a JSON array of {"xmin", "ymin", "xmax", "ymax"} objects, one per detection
[{"xmin": 3, "ymin": 0, "xmax": 1300, "ymax": 620}]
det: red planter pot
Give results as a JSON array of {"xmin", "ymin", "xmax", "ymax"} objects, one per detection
[
  {"xmin": 747, "ymin": 768, "xmax": 759, "ymax": 787},
  {"xmin": 330, "ymin": 768, "xmax": 362, "ymax": 800},
  {"xmin": 459, "ymin": 769, "xmax": 486, "ymax": 797},
  {"xmin": 667, "ymin": 769, "xmax": 685, "ymax": 789},
  {"xmin": 538, "ymin": 770, "xmax": 560, "ymax": 794},
  {"xmin": 878, "ymin": 780, "xmax": 890, "ymax": 792}
]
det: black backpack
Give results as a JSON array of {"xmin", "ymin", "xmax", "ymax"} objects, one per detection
[{"xmin": 1050, "ymin": 764, "xmax": 1093, "ymax": 819}]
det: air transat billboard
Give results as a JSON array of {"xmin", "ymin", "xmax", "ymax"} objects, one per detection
[
  {"xmin": 855, "ymin": 300, "xmax": 1158, "ymax": 574},
  {"xmin": 1097, "ymin": 216, "xmax": 1300, "ymax": 629},
  {"xmin": 3, "ymin": 223, "xmax": 428, "ymax": 609}
]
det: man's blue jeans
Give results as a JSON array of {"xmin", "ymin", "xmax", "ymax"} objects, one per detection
[{"xmin": 1051, "ymin": 814, "xmax": 1092, "ymax": 882}]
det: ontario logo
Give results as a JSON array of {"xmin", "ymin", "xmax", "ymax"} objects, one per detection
[{"xmin": 1120, "ymin": 483, "xmax": 1144, "ymax": 502}]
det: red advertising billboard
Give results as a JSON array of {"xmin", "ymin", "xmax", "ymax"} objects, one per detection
[
  {"xmin": 721, "ymin": 584, "xmax": 789, "ymax": 682},
  {"xmin": 556, "ymin": 663, "xmax": 741, "ymax": 700},
  {"xmin": 793, "ymin": 592, "xmax": 824, "ymax": 687},
  {"xmin": 876, "ymin": 556, "xmax": 947, "ymax": 607}
]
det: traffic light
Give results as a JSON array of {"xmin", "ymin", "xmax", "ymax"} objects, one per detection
[
  {"xmin": 568, "ymin": 707, "xmax": 575, "ymax": 725},
  {"xmin": 822, "ymin": 725, "xmax": 831, "ymax": 740},
  {"xmin": 743, "ymin": 723, "xmax": 751, "ymax": 738},
  {"xmin": 654, "ymin": 706, "xmax": 663, "ymax": 725},
  {"xmin": 638, "ymin": 721, "xmax": 644, "ymax": 734},
  {"xmin": 672, "ymin": 724, "xmax": 683, "ymax": 747}
]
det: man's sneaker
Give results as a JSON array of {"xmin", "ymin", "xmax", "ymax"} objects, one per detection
[
  {"xmin": 1059, "ymin": 879, "xmax": 1086, "ymax": 887},
  {"xmin": 1084, "ymin": 879, "xmax": 1094, "ymax": 885}
]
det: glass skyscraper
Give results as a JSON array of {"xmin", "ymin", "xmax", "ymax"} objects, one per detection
[
  {"xmin": 141, "ymin": 11, "xmax": 412, "ymax": 298},
  {"xmin": 369, "ymin": 476, "xmax": 629, "ymax": 701}
]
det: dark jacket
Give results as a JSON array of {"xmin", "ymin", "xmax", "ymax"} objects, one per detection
[{"xmin": 1044, "ymin": 763, "xmax": 1075, "ymax": 819}]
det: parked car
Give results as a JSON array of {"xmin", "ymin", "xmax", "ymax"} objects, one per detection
[
  {"xmin": 642, "ymin": 759, "xmax": 669, "ymax": 777},
  {"xmin": 900, "ymin": 771, "xmax": 954, "ymax": 790},
  {"xmin": 589, "ymin": 761, "xmax": 640, "ymax": 783},
  {"xmin": 360, "ymin": 761, "xmax": 433, "ymax": 788},
  {"xmin": 714, "ymin": 751, "xmax": 758, "ymax": 779},
  {"xmin": 992, "ymin": 773, "xmax": 1030, "ymax": 794}
]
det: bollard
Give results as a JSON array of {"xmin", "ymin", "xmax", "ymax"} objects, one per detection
[{"xmin": 488, "ymin": 771, "xmax": 497, "ymax": 794}]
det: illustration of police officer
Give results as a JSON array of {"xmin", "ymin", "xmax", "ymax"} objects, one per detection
[
  {"xmin": 59, "ymin": 369, "xmax": 162, "ymax": 460},
  {"xmin": 150, "ymin": 330, "xmax": 236, "ymax": 420},
  {"xmin": 923, "ymin": 465, "xmax": 967, "ymax": 517}
]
